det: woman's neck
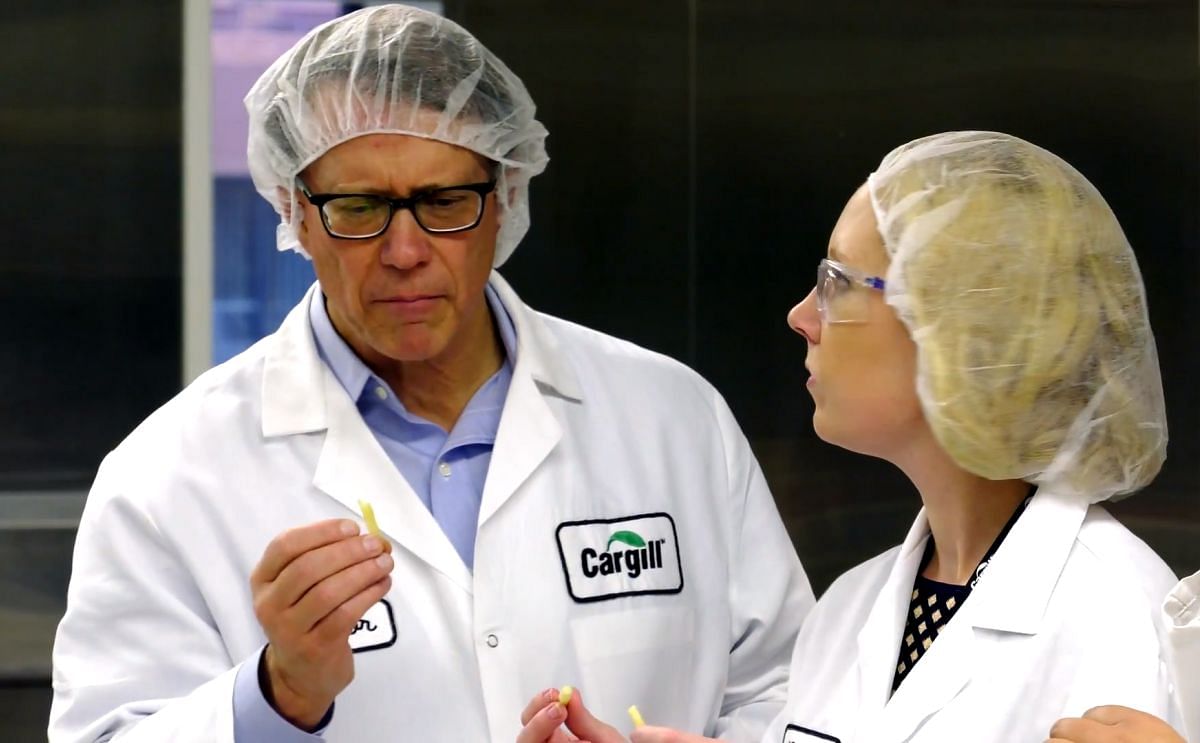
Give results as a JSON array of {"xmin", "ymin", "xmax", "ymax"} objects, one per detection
[{"xmin": 889, "ymin": 427, "xmax": 1030, "ymax": 585}]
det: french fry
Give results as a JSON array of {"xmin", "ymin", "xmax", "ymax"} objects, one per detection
[
  {"xmin": 627, "ymin": 705, "xmax": 645, "ymax": 728},
  {"xmin": 358, "ymin": 499, "xmax": 382, "ymax": 537}
]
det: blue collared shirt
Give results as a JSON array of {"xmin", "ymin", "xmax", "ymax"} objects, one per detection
[{"xmin": 233, "ymin": 283, "xmax": 517, "ymax": 741}]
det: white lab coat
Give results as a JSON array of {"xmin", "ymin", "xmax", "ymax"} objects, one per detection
[
  {"xmin": 1165, "ymin": 570, "xmax": 1200, "ymax": 741},
  {"xmin": 762, "ymin": 487, "xmax": 1181, "ymax": 743},
  {"xmin": 50, "ymin": 273, "xmax": 814, "ymax": 743}
]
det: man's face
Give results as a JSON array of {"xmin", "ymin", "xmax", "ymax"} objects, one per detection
[{"xmin": 297, "ymin": 132, "xmax": 499, "ymax": 368}]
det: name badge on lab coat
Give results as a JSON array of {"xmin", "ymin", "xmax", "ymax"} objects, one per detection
[
  {"xmin": 555, "ymin": 512, "xmax": 684, "ymax": 603},
  {"xmin": 349, "ymin": 598, "xmax": 397, "ymax": 653},
  {"xmin": 783, "ymin": 724, "xmax": 840, "ymax": 743}
]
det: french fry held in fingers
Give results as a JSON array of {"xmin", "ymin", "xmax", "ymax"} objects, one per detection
[{"xmin": 358, "ymin": 499, "xmax": 382, "ymax": 538}]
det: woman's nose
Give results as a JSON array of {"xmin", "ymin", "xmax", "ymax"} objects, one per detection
[{"xmin": 787, "ymin": 289, "xmax": 821, "ymax": 344}]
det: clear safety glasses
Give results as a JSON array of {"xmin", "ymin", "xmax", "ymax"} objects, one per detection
[{"xmin": 816, "ymin": 258, "xmax": 887, "ymax": 324}]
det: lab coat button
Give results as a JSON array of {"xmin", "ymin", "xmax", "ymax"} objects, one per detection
[{"xmin": 485, "ymin": 633, "xmax": 499, "ymax": 648}]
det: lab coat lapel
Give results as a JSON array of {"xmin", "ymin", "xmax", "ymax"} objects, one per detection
[
  {"xmin": 476, "ymin": 273, "xmax": 578, "ymax": 528},
  {"xmin": 262, "ymin": 283, "xmax": 472, "ymax": 593},
  {"xmin": 869, "ymin": 596, "xmax": 977, "ymax": 743},
  {"xmin": 967, "ymin": 488, "xmax": 1087, "ymax": 636},
  {"xmin": 854, "ymin": 511, "xmax": 930, "ymax": 730},
  {"xmin": 313, "ymin": 368, "xmax": 473, "ymax": 593}
]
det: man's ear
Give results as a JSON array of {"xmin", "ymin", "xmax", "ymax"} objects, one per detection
[
  {"xmin": 277, "ymin": 185, "xmax": 309, "ymax": 240},
  {"xmin": 276, "ymin": 186, "xmax": 294, "ymax": 222}
]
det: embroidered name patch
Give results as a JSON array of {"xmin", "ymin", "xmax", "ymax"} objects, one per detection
[
  {"xmin": 555, "ymin": 512, "xmax": 683, "ymax": 603},
  {"xmin": 349, "ymin": 598, "xmax": 397, "ymax": 653}
]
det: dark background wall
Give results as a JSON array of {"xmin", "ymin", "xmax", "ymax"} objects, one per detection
[
  {"xmin": 462, "ymin": 0, "xmax": 1200, "ymax": 590},
  {"xmin": 0, "ymin": 2, "xmax": 183, "ymax": 738},
  {"xmin": 1, "ymin": 1, "xmax": 1196, "ymax": 739},
  {"xmin": 0, "ymin": 1, "xmax": 182, "ymax": 492}
]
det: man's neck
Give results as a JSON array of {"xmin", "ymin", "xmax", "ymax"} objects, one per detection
[{"xmin": 383, "ymin": 305, "xmax": 504, "ymax": 432}]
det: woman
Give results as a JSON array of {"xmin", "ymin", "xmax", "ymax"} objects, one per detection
[{"xmin": 516, "ymin": 131, "xmax": 1184, "ymax": 743}]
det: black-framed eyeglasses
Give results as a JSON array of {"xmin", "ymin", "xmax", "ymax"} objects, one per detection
[{"xmin": 296, "ymin": 178, "xmax": 497, "ymax": 239}]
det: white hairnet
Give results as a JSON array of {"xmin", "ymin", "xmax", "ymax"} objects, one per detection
[
  {"xmin": 867, "ymin": 131, "xmax": 1167, "ymax": 502},
  {"xmin": 244, "ymin": 4, "xmax": 549, "ymax": 265}
]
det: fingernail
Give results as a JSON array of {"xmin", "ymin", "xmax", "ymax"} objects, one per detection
[
  {"xmin": 375, "ymin": 554, "xmax": 393, "ymax": 570},
  {"xmin": 363, "ymin": 536, "xmax": 381, "ymax": 553},
  {"xmin": 547, "ymin": 702, "xmax": 565, "ymax": 721},
  {"xmin": 341, "ymin": 520, "xmax": 359, "ymax": 536}
]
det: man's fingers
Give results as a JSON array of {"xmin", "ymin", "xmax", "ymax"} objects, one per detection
[
  {"xmin": 291, "ymin": 552, "xmax": 393, "ymax": 633},
  {"xmin": 252, "ymin": 519, "xmax": 360, "ymax": 584},
  {"xmin": 311, "ymin": 573, "xmax": 393, "ymax": 641},
  {"xmin": 1049, "ymin": 716, "xmax": 1113, "ymax": 741},
  {"xmin": 273, "ymin": 534, "xmax": 390, "ymax": 609},
  {"xmin": 515, "ymin": 701, "xmax": 569, "ymax": 743}
]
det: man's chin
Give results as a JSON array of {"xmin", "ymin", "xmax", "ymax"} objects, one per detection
[{"xmin": 374, "ymin": 328, "xmax": 450, "ymax": 363}]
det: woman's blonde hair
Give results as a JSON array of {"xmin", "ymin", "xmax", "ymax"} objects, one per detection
[{"xmin": 868, "ymin": 131, "xmax": 1166, "ymax": 501}]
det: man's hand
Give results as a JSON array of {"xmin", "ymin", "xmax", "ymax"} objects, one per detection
[
  {"xmin": 1047, "ymin": 705, "xmax": 1185, "ymax": 743},
  {"xmin": 250, "ymin": 518, "xmax": 394, "ymax": 729},
  {"xmin": 515, "ymin": 687, "xmax": 626, "ymax": 743}
]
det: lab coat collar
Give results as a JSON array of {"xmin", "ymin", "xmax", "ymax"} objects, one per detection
[
  {"xmin": 261, "ymin": 282, "xmax": 328, "ymax": 437},
  {"xmin": 260, "ymin": 273, "xmax": 582, "ymax": 435},
  {"xmin": 258, "ymin": 275, "xmax": 578, "ymax": 587},
  {"xmin": 855, "ymin": 487, "xmax": 1088, "ymax": 743},
  {"xmin": 474, "ymin": 271, "xmax": 574, "ymax": 528},
  {"xmin": 963, "ymin": 487, "xmax": 1087, "ymax": 635},
  {"xmin": 261, "ymin": 283, "xmax": 472, "ymax": 590},
  {"xmin": 486, "ymin": 271, "xmax": 582, "ymax": 403}
]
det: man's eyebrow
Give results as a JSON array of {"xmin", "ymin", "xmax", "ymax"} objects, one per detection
[{"xmin": 324, "ymin": 179, "xmax": 481, "ymax": 195}]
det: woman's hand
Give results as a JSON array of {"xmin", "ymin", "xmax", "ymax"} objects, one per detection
[{"xmin": 515, "ymin": 687, "xmax": 627, "ymax": 743}]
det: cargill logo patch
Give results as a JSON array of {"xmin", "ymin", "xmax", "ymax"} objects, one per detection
[
  {"xmin": 556, "ymin": 513, "xmax": 684, "ymax": 603},
  {"xmin": 581, "ymin": 530, "xmax": 668, "ymax": 579}
]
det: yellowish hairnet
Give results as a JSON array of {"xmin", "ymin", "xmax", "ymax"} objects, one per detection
[
  {"xmin": 867, "ymin": 131, "xmax": 1166, "ymax": 502},
  {"xmin": 244, "ymin": 4, "xmax": 549, "ymax": 265}
]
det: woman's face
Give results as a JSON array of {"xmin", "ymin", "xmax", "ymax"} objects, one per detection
[{"xmin": 787, "ymin": 184, "xmax": 926, "ymax": 460}]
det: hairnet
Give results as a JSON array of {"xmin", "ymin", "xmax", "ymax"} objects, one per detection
[
  {"xmin": 867, "ymin": 131, "xmax": 1166, "ymax": 502},
  {"xmin": 244, "ymin": 4, "xmax": 549, "ymax": 265}
]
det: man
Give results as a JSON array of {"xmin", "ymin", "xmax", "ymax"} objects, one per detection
[{"xmin": 48, "ymin": 5, "xmax": 812, "ymax": 742}]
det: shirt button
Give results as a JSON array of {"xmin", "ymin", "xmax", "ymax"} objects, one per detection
[
  {"xmin": 485, "ymin": 634, "xmax": 499, "ymax": 648},
  {"xmin": 438, "ymin": 461, "xmax": 452, "ymax": 478},
  {"xmin": 373, "ymin": 386, "xmax": 388, "ymax": 400}
]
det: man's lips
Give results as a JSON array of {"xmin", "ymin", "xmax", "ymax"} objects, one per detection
[
  {"xmin": 376, "ymin": 294, "xmax": 442, "ymax": 303},
  {"xmin": 373, "ymin": 295, "xmax": 443, "ymax": 318}
]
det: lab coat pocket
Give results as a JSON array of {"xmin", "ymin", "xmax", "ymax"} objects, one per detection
[{"xmin": 569, "ymin": 605, "xmax": 696, "ymax": 728}]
